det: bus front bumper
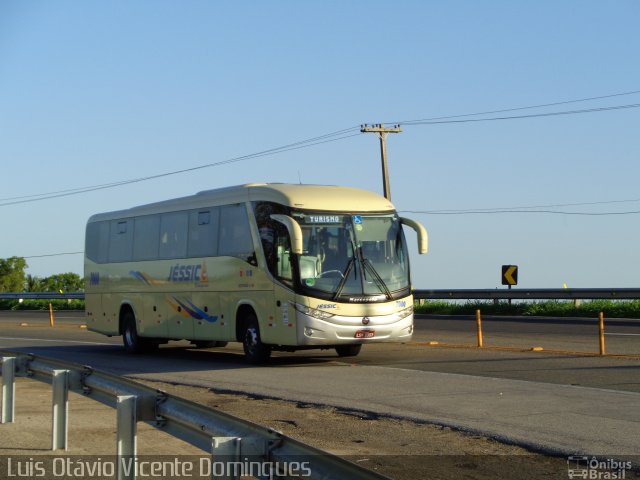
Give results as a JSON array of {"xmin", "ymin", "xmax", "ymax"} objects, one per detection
[{"xmin": 294, "ymin": 311, "xmax": 414, "ymax": 345}]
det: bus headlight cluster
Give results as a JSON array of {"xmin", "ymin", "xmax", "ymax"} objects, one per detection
[
  {"xmin": 397, "ymin": 305, "xmax": 414, "ymax": 320},
  {"xmin": 292, "ymin": 303, "xmax": 335, "ymax": 320}
]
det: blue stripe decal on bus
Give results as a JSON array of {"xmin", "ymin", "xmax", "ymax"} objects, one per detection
[{"xmin": 168, "ymin": 297, "xmax": 219, "ymax": 323}]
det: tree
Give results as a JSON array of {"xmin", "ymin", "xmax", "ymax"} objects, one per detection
[
  {"xmin": 40, "ymin": 273, "xmax": 84, "ymax": 292},
  {"xmin": 0, "ymin": 257, "xmax": 28, "ymax": 292},
  {"xmin": 25, "ymin": 274, "xmax": 44, "ymax": 292}
]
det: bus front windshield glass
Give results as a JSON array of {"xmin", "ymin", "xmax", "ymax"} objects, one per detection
[{"xmin": 292, "ymin": 212, "xmax": 410, "ymax": 300}]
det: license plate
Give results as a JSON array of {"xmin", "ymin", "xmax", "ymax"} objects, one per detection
[{"xmin": 355, "ymin": 330, "xmax": 375, "ymax": 339}]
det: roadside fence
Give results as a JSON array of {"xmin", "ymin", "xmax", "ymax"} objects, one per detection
[
  {"xmin": 470, "ymin": 309, "xmax": 615, "ymax": 355},
  {"xmin": 414, "ymin": 289, "xmax": 640, "ymax": 356},
  {"xmin": 0, "ymin": 351, "xmax": 388, "ymax": 480}
]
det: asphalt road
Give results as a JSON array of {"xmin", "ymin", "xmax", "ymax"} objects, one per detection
[
  {"xmin": 1, "ymin": 310, "xmax": 639, "ymax": 459},
  {"xmin": 2, "ymin": 311, "xmax": 638, "ymax": 393}
]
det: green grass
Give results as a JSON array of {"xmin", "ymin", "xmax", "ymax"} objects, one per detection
[
  {"xmin": 0, "ymin": 299, "xmax": 85, "ymax": 311},
  {"xmin": 3, "ymin": 298, "xmax": 640, "ymax": 319},
  {"xmin": 414, "ymin": 300, "xmax": 640, "ymax": 319}
]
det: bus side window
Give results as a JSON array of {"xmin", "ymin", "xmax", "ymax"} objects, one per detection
[
  {"xmin": 109, "ymin": 219, "xmax": 133, "ymax": 263},
  {"xmin": 159, "ymin": 212, "xmax": 188, "ymax": 259},
  {"xmin": 219, "ymin": 204, "xmax": 255, "ymax": 263},
  {"xmin": 188, "ymin": 208, "xmax": 219, "ymax": 258},
  {"xmin": 133, "ymin": 215, "xmax": 160, "ymax": 261},
  {"xmin": 86, "ymin": 221, "xmax": 110, "ymax": 264},
  {"xmin": 253, "ymin": 201, "xmax": 293, "ymax": 284}
]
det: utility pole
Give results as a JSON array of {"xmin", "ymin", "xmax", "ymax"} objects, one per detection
[{"xmin": 360, "ymin": 123, "xmax": 402, "ymax": 200}]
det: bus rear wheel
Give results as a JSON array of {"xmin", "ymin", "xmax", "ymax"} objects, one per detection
[
  {"xmin": 242, "ymin": 315, "xmax": 271, "ymax": 364},
  {"xmin": 122, "ymin": 311, "xmax": 157, "ymax": 354},
  {"xmin": 335, "ymin": 344, "xmax": 362, "ymax": 357}
]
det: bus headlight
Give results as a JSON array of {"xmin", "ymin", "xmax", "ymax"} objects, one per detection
[
  {"xmin": 292, "ymin": 303, "xmax": 335, "ymax": 320},
  {"xmin": 397, "ymin": 305, "xmax": 414, "ymax": 320}
]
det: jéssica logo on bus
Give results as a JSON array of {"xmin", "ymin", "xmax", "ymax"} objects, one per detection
[{"xmin": 168, "ymin": 262, "xmax": 209, "ymax": 283}]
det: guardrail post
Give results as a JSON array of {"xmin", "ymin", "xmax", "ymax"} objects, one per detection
[
  {"xmin": 475, "ymin": 309, "xmax": 484, "ymax": 348},
  {"xmin": 117, "ymin": 395, "xmax": 137, "ymax": 480},
  {"xmin": 599, "ymin": 311, "xmax": 606, "ymax": 356},
  {"xmin": 211, "ymin": 437, "xmax": 242, "ymax": 480},
  {"xmin": 52, "ymin": 369, "xmax": 69, "ymax": 450},
  {"xmin": 1, "ymin": 357, "xmax": 16, "ymax": 424}
]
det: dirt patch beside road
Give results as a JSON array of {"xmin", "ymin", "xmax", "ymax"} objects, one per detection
[{"xmin": 137, "ymin": 379, "xmax": 570, "ymax": 479}]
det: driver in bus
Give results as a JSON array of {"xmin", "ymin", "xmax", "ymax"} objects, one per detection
[{"xmin": 319, "ymin": 230, "xmax": 342, "ymax": 273}]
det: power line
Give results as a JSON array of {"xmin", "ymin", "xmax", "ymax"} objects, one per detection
[
  {"xmin": 391, "ymin": 89, "xmax": 640, "ymax": 125},
  {"xmin": 402, "ymin": 209, "xmax": 640, "ymax": 216},
  {"xmin": 22, "ymin": 252, "xmax": 84, "ymax": 259},
  {"xmin": 398, "ymin": 103, "xmax": 640, "ymax": 126},
  {"xmin": 414, "ymin": 197, "xmax": 640, "ymax": 214},
  {"xmin": 4, "ymin": 89, "xmax": 640, "ymax": 207},
  {"xmin": 0, "ymin": 128, "xmax": 361, "ymax": 207}
]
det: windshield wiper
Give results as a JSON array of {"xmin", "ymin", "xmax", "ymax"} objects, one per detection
[
  {"xmin": 333, "ymin": 256, "xmax": 356, "ymax": 300},
  {"xmin": 333, "ymin": 228, "xmax": 360, "ymax": 300},
  {"xmin": 361, "ymin": 257, "xmax": 392, "ymax": 300}
]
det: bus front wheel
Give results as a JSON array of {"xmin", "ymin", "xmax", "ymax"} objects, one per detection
[{"xmin": 242, "ymin": 315, "xmax": 271, "ymax": 364}]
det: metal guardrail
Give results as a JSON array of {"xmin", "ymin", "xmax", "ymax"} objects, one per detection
[
  {"xmin": 413, "ymin": 288, "xmax": 640, "ymax": 300},
  {"xmin": 0, "ymin": 351, "xmax": 388, "ymax": 480},
  {"xmin": 4, "ymin": 288, "xmax": 640, "ymax": 302},
  {"xmin": 0, "ymin": 292, "xmax": 84, "ymax": 300}
]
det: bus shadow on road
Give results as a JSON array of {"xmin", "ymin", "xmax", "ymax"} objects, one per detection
[{"xmin": 4, "ymin": 343, "xmax": 343, "ymax": 377}]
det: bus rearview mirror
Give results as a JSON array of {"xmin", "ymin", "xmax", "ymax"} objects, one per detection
[
  {"xmin": 270, "ymin": 214, "xmax": 304, "ymax": 255},
  {"xmin": 400, "ymin": 217, "xmax": 428, "ymax": 254}
]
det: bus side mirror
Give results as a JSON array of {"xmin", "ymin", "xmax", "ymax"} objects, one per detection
[
  {"xmin": 400, "ymin": 217, "xmax": 428, "ymax": 254},
  {"xmin": 270, "ymin": 214, "xmax": 304, "ymax": 255}
]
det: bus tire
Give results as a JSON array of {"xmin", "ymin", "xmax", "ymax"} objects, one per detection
[
  {"xmin": 242, "ymin": 314, "xmax": 271, "ymax": 364},
  {"xmin": 335, "ymin": 344, "xmax": 362, "ymax": 357},
  {"xmin": 122, "ymin": 311, "xmax": 157, "ymax": 354}
]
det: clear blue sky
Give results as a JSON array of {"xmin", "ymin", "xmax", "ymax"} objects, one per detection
[{"xmin": 1, "ymin": 1, "xmax": 639, "ymax": 289}]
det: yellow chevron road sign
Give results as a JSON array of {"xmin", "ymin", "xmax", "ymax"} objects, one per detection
[{"xmin": 502, "ymin": 265, "xmax": 518, "ymax": 286}]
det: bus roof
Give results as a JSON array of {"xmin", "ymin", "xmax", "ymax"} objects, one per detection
[{"xmin": 87, "ymin": 183, "xmax": 396, "ymax": 222}]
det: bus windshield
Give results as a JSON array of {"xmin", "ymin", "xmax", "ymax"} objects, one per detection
[{"xmin": 292, "ymin": 212, "xmax": 410, "ymax": 301}]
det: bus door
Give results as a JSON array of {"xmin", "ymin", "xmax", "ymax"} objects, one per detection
[{"xmin": 266, "ymin": 237, "xmax": 297, "ymax": 345}]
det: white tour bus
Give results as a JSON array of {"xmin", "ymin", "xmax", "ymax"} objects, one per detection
[{"xmin": 84, "ymin": 183, "xmax": 428, "ymax": 363}]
